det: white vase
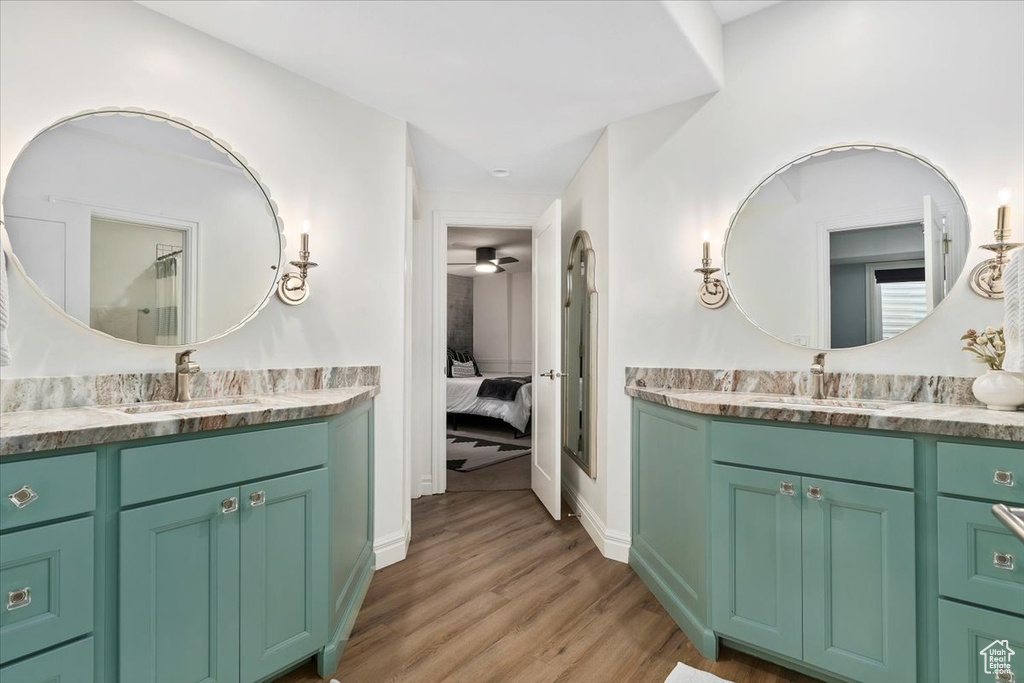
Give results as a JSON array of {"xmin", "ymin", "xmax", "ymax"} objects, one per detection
[{"xmin": 972, "ymin": 369, "xmax": 1024, "ymax": 411}]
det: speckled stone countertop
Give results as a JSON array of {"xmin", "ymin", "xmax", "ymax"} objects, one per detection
[
  {"xmin": 625, "ymin": 367, "xmax": 1023, "ymax": 443},
  {"xmin": 0, "ymin": 366, "xmax": 380, "ymax": 457},
  {"xmin": 0, "ymin": 386, "xmax": 379, "ymax": 457}
]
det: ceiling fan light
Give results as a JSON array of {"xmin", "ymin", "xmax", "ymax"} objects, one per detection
[{"xmin": 475, "ymin": 263, "xmax": 498, "ymax": 274}]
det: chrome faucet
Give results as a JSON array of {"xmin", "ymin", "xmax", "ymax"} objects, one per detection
[
  {"xmin": 810, "ymin": 352, "xmax": 827, "ymax": 400},
  {"xmin": 174, "ymin": 349, "xmax": 200, "ymax": 402}
]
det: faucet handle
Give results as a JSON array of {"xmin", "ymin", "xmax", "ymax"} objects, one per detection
[
  {"xmin": 175, "ymin": 349, "xmax": 197, "ymax": 366},
  {"xmin": 812, "ymin": 352, "xmax": 826, "ymax": 367}
]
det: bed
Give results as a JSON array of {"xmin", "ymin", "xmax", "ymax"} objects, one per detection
[{"xmin": 446, "ymin": 372, "xmax": 533, "ymax": 433}]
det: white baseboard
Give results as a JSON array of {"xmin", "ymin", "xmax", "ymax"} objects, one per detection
[
  {"xmin": 418, "ymin": 475, "xmax": 434, "ymax": 497},
  {"xmin": 561, "ymin": 481, "xmax": 630, "ymax": 563},
  {"xmin": 373, "ymin": 522, "xmax": 410, "ymax": 569}
]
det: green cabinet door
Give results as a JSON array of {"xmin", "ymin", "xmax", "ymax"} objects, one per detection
[
  {"xmin": 119, "ymin": 487, "xmax": 240, "ymax": 683},
  {"xmin": 239, "ymin": 470, "xmax": 328, "ymax": 683},
  {"xmin": 631, "ymin": 402, "xmax": 710, "ymax": 652},
  {"xmin": 802, "ymin": 477, "xmax": 916, "ymax": 683},
  {"xmin": 939, "ymin": 599, "xmax": 1024, "ymax": 683},
  {"xmin": 711, "ymin": 464, "xmax": 803, "ymax": 659}
]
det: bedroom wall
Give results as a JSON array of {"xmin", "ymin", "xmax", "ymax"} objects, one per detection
[
  {"xmin": 447, "ymin": 274, "xmax": 473, "ymax": 352},
  {"xmin": 0, "ymin": 0, "xmax": 411, "ymax": 566},
  {"xmin": 472, "ymin": 271, "xmax": 532, "ymax": 375},
  {"xmin": 602, "ymin": 0, "xmax": 1024, "ymax": 551}
]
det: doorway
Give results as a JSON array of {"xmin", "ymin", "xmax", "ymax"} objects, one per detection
[
  {"xmin": 427, "ymin": 203, "xmax": 563, "ymax": 519},
  {"xmin": 444, "ymin": 226, "xmax": 534, "ymax": 491}
]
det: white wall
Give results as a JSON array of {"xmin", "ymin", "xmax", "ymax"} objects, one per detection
[
  {"xmin": 410, "ymin": 190, "xmax": 555, "ymax": 496},
  {"xmin": 560, "ymin": 132, "xmax": 624, "ymax": 559},
  {"xmin": 472, "ymin": 271, "xmax": 532, "ymax": 374},
  {"xmin": 602, "ymin": 0, "xmax": 1024, "ymax": 544},
  {"xmin": 0, "ymin": 1, "xmax": 410, "ymax": 566}
]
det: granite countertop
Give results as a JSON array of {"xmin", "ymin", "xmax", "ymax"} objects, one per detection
[
  {"xmin": 625, "ymin": 385, "xmax": 1023, "ymax": 442},
  {"xmin": 0, "ymin": 386, "xmax": 379, "ymax": 457}
]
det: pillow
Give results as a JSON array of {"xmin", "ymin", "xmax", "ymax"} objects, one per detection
[
  {"xmin": 447, "ymin": 347, "xmax": 481, "ymax": 377},
  {"xmin": 450, "ymin": 360, "xmax": 477, "ymax": 378}
]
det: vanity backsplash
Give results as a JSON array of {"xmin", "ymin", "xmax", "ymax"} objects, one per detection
[
  {"xmin": 625, "ymin": 367, "xmax": 978, "ymax": 406},
  {"xmin": 0, "ymin": 365, "xmax": 381, "ymax": 413}
]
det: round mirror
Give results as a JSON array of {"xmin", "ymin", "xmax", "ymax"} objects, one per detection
[
  {"xmin": 723, "ymin": 144, "xmax": 970, "ymax": 349},
  {"xmin": 2, "ymin": 109, "xmax": 283, "ymax": 346}
]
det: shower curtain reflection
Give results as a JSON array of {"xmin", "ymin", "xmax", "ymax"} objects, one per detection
[{"xmin": 155, "ymin": 249, "xmax": 182, "ymax": 345}]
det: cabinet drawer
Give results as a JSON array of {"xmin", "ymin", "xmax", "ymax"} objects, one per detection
[
  {"xmin": 120, "ymin": 422, "xmax": 328, "ymax": 505},
  {"xmin": 711, "ymin": 421, "xmax": 914, "ymax": 488},
  {"xmin": 939, "ymin": 599, "xmax": 1023, "ymax": 683},
  {"xmin": 0, "ymin": 452, "xmax": 96, "ymax": 531},
  {"xmin": 939, "ymin": 496, "xmax": 1023, "ymax": 615},
  {"xmin": 0, "ymin": 637, "xmax": 93, "ymax": 683},
  {"xmin": 0, "ymin": 517, "xmax": 94, "ymax": 664},
  {"xmin": 938, "ymin": 442, "xmax": 1024, "ymax": 504}
]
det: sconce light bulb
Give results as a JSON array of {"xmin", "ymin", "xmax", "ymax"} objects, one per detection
[
  {"xmin": 701, "ymin": 230, "xmax": 711, "ymax": 242},
  {"xmin": 301, "ymin": 219, "xmax": 311, "ymax": 235},
  {"xmin": 997, "ymin": 188, "xmax": 1012, "ymax": 207}
]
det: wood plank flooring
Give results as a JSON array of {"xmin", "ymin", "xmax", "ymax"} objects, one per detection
[{"xmin": 277, "ymin": 490, "xmax": 817, "ymax": 683}]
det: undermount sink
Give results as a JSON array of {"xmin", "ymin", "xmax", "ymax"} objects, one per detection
[
  {"xmin": 108, "ymin": 397, "xmax": 263, "ymax": 414},
  {"xmin": 748, "ymin": 396, "xmax": 902, "ymax": 412}
]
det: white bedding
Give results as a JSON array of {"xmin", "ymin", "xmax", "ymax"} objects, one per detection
[{"xmin": 447, "ymin": 372, "xmax": 533, "ymax": 432}]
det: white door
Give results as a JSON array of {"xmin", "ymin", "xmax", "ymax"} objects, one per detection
[
  {"xmin": 531, "ymin": 200, "xmax": 562, "ymax": 520},
  {"xmin": 923, "ymin": 195, "xmax": 945, "ymax": 310}
]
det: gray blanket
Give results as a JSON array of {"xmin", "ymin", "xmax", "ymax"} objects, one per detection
[{"xmin": 477, "ymin": 376, "xmax": 532, "ymax": 401}]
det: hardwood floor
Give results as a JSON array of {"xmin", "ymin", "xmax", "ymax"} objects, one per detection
[{"xmin": 278, "ymin": 490, "xmax": 817, "ymax": 683}]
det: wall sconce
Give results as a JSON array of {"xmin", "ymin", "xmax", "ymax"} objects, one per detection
[
  {"xmin": 695, "ymin": 230, "xmax": 729, "ymax": 309},
  {"xmin": 971, "ymin": 189, "xmax": 1021, "ymax": 299},
  {"xmin": 277, "ymin": 220, "xmax": 318, "ymax": 305}
]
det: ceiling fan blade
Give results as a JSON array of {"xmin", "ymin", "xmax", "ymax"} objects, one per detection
[
  {"xmin": 492, "ymin": 256, "xmax": 519, "ymax": 265},
  {"xmin": 446, "ymin": 262, "xmax": 476, "ymax": 266},
  {"xmin": 494, "ymin": 265, "xmax": 506, "ymax": 273}
]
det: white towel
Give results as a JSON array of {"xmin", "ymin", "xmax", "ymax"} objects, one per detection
[
  {"xmin": 1004, "ymin": 249, "xmax": 1024, "ymax": 373},
  {"xmin": 0, "ymin": 227, "xmax": 11, "ymax": 367}
]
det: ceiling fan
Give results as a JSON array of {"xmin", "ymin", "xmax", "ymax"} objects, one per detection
[{"xmin": 448, "ymin": 246, "xmax": 519, "ymax": 273}]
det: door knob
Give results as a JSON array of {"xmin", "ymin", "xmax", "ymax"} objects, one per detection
[{"xmin": 540, "ymin": 369, "xmax": 563, "ymax": 379}]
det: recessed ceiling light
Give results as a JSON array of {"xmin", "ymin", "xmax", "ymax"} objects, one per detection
[{"xmin": 489, "ymin": 167, "xmax": 511, "ymax": 178}]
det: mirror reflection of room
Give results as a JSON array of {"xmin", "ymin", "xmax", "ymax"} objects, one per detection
[
  {"xmin": 2, "ymin": 112, "xmax": 282, "ymax": 345},
  {"xmin": 444, "ymin": 227, "xmax": 534, "ymax": 492},
  {"xmin": 725, "ymin": 146, "xmax": 970, "ymax": 349}
]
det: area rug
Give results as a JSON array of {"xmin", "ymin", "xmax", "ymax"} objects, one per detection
[
  {"xmin": 446, "ymin": 432, "xmax": 530, "ymax": 472},
  {"xmin": 665, "ymin": 662, "xmax": 733, "ymax": 683}
]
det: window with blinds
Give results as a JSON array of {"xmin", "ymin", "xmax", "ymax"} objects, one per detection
[{"xmin": 878, "ymin": 280, "xmax": 928, "ymax": 339}]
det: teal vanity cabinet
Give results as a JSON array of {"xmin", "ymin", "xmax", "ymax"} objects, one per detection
[
  {"xmin": 631, "ymin": 398, "xmax": 1024, "ymax": 683},
  {"xmin": 0, "ymin": 398, "xmax": 374, "ymax": 683},
  {"xmin": 936, "ymin": 442, "xmax": 1024, "ymax": 683},
  {"xmin": 630, "ymin": 401, "xmax": 715, "ymax": 658}
]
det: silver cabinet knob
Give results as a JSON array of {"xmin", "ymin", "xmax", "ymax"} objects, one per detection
[
  {"xmin": 779, "ymin": 482, "xmax": 795, "ymax": 496},
  {"xmin": 994, "ymin": 470, "xmax": 1015, "ymax": 487},
  {"xmin": 6, "ymin": 587, "xmax": 31, "ymax": 611},
  {"xmin": 8, "ymin": 485, "xmax": 38, "ymax": 509},
  {"xmin": 807, "ymin": 485, "xmax": 823, "ymax": 500},
  {"xmin": 994, "ymin": 551, "xmax": 1016, "ymax": 571},
  {"xmin": 220, "ymin": 497, "xmax": 238, "ymax": 514},
  {"xmin": 249, "ymin": 491, "xmax": 266, "ymax": 507}
]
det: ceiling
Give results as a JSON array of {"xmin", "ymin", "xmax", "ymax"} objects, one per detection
[
  {"xmin": 139, "ymin": 1, "xmax": 782, "ymax": 194},
  {"xmin": 709, "ymin": 1, "xmax": 782, "ymax": 24},
  {"xmin": 447, "ymin": 226, "xmax": 532, "ymax": 277}
]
